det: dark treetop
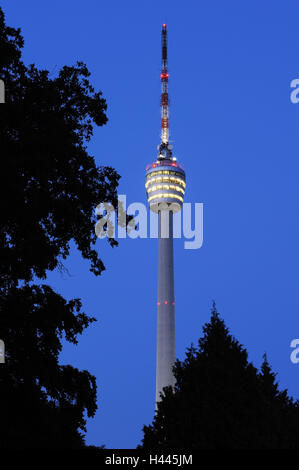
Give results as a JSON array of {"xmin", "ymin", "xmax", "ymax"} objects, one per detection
[{"xmin": 141, "ymin": 303, "xmax": 299, "ymax": 449}]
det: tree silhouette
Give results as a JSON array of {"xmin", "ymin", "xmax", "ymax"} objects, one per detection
[
  {"xmin": 0, "ymin": 7, "xmax": 120, "ymax": 447},
  {"xmin": 141, "ymin": 303, "xmax": 299, "ymax": 449}
]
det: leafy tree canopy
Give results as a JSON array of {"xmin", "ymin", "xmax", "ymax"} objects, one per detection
[{"xmin": 0, "ymin": 7, "xmax": 119, "ymax": 447}]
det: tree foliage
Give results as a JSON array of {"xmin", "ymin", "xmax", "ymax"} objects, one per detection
[
  {"xmin": 0, "ymin": 7, "xmax": 120, "ymax": 447},
  {"xmin": 141, "ymin": 303, "xmax": 299, "ymax": 449}
]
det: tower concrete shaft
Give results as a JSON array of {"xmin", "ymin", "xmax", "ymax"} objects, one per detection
[{"xmin": 156, "ymin": 210, "xmax": 176, "ymax": 403}]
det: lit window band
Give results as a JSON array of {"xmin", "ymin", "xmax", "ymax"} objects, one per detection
[
  {"xmin": 146, "ymin": 170, "xmax": 183, "ymax": 179},
  {"xmin": 148, "ymin": 193, "xmax": 184, "ymax": 203},
  {"xmin": 146, "ymin": 170, "xmax": 185, "ymax": 180},
  {"xmin": 147, "ymin": 184, "xmax": 185, "ymax": 195},
  {"xmin": 145, "ymin": 176, "xmax": 186, "ymax": 189}
]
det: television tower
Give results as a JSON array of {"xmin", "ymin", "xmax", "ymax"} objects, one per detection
[{"xmin": 145, "ymin": 24, "xmax": 186, "ymax": 405}]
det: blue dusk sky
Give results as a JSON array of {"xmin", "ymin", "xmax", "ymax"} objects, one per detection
[{"xmin": 2, "ymin": 0, "xmax": 299, "ymax": 448}]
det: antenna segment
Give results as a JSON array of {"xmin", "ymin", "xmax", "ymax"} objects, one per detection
[{"xmin": 159, "ymin": 24, "xmax": 173, "ymax": 160}]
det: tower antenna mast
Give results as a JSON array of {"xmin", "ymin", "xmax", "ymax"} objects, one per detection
[{"xmin": 159, "ymin": 24, "xmax": 173, "ymax": 160}]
